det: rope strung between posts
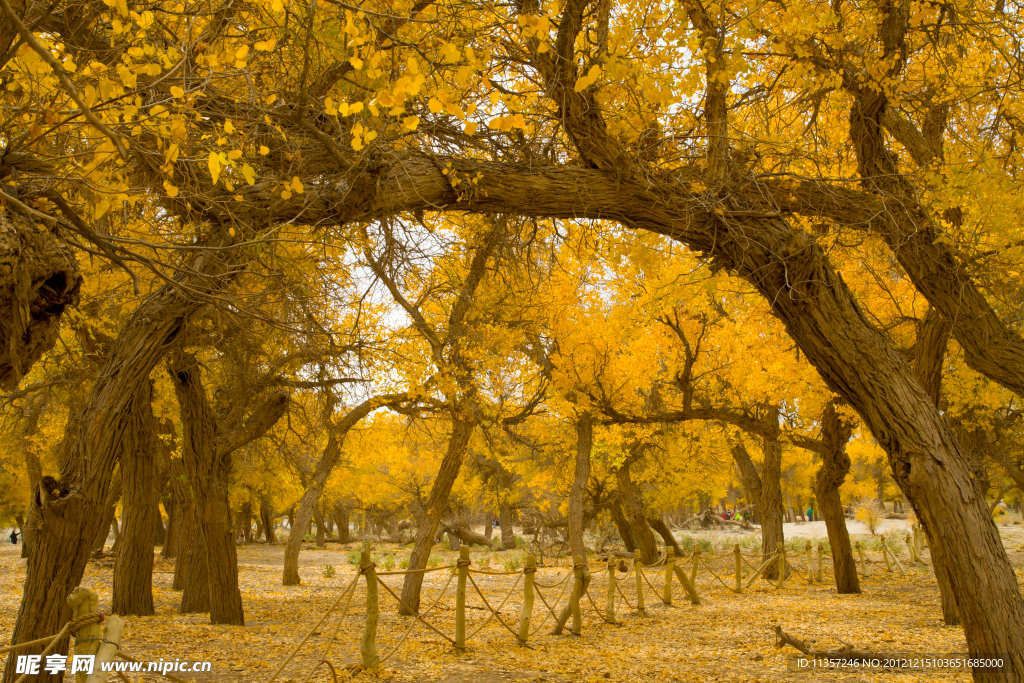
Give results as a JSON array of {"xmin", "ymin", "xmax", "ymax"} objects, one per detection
[
  {"xmin": 12, "ymin": 613, "xmax": 107, "ymax": 683},
  {"xmin": 0, "ymin": 613, "xmax": 104, "ymax": 656},
  {"xmin": 376, "ymin": 564, "xmax": 456, "ymax": 575},
  {"xmin": 639, "ymin": 563, "xmax": 664, "ymax": 597},
  {"xmin": 377, "ymin": 572, "xmax": 456, "ymax": 665},
  {"xmin": 533, "ymin": 568, "xmax": 573, "ymax": 589},
  {"xmin": 465, "ymin": 573, "xmax": 522, "ymax": 639},
  {"xmin": 698, "ymin": 556, "xmax": 737, "ymax": 592},
  {"xmin": 530, "ymin": 571, "xmax": 575, "ymax": 637},
  {"xmin": 267, "ymin": 572, "xmax": 360, "ymax": 683},
  {"xmin": 374, "ymin": 576, "xmax": 458, "ymax": 646},
  {"xmin": 301, "ymin": 573, "xmax": 363, "ymax": 683}
]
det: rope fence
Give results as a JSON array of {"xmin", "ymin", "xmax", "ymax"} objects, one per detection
[
  {"xmin": 262, "ymin": 528, "xmax": 955, "ymax": 681},
  {"xmin": 4, "ymin": 524, "xmax": 980, "ymax": 683}
]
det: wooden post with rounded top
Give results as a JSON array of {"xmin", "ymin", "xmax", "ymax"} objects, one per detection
[
  {"xmin": 455, "ymin": 545, "xmax": 470, "ymax": 651},
  {"xmin": 634, "ymin": 556, "xmax": 646, "ymax": 614},
  {"xmin": 517, "ymin": 554, "xmax": 536, "ymax": 646},
  {"xmin": 662, "ymin": 549, "xmax": 675, "ymax": 604},
  {"xmin": 605, "ymin": 553, "xmax": 616, "ymax": 623},
  {"xmin": 734, "ymin": 544, "xmax": 743, "ymax": 593},
  {"xmin": 359, "ymin": 544, "xmax": 379, "ymax": 670}
]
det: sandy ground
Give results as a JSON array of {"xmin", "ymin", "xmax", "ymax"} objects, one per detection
[{"xmin": 1, "ymin": 526, "xmax": 1022, "ymax": 683}]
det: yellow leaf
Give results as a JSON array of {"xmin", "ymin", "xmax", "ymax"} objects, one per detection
[
  {"xmin": 428, "ymin": 97, "xmax": 443, "ymax": 113},
  {"xmin": 63, "ymin": 59, "xmax": 77, "ymax": 73},
  {"xmin": 259, "ymin": 145, "xmax": 270, "ymax": 155},
  {"xmin": 228, "ymin": 227, "xmax": 236, "ymax": 236},
  {"xmin": 224, "ymin": 119, "xmax": 235, "ymax": 134},
  {"xmin": 208, "ymin": 151, "xmax": 221, "ymax": 185},
  {"xmin": 170, "ymin": 85, "xmax": 184, "ymax": 99},
  {"xmin": 255, "ymin": 38, "xmax": 277, "ymax": 51},
  {"xmin": 241, "ymin": 164, "xmax": 256, "ymax": 185},
  {"xmin": 281, "ymin": 189, "xmax": 292, "ymax": 199},
  {"xmin": 290, "ymin": 176, "xmax": 304, "ymax": 193},
  {"xmin": 403, "ymin": 115, "xmax": 420, "ymax": 131},
  {"xmin": 235, "ymin": 45, "xmax": 250, "ymax": 60},
  {"xmin": 95, "ymin": 199, "xmax": 111, "ymax": 219},
  {"xmin": 349, "ymin": 56, "xmax": 364, "ymax": 70},
  {"xmin": 574, "ymin": 64, "xmax": 603, "ymax": 92}
]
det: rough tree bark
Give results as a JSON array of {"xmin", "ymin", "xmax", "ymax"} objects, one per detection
[
  {"xmin": 499, "ymin": 500, "xmax": 516, "ymax": 550},
  {"xmin": 0, "ymin": 210, "xmax": 81, "ymax": 391},
  {"xmin": 18, "ymin": 392, "xmax": 46, "ymax": 559},
  {"xmin": 815, "ymin": 400, "xmax": 860, "ymax": 594},
  {"xmin": 566, "ymin": 412, "xmax": 594, "ymax": 561},
  {"xmin": 615, "ymin": 451, "xmax": 657, "ymax": 564},
  {"xmin": 112, "ymin": 380, "xmax": 158, "ymax": 616},
  {"xmin": 260, "ymin": 496, "xmax": 277, "ymax": 542},
  {"xmin": 648, "ymin": 516, "xmax": 684, "ymax": 556},
  {"xmin": 171, "ymin": 351, "xmax": 288, "ymax": 624},
  {"xmin": 609, "ymin": 500, "xmax": 636, "ymax": 552},
  {"xmin": 398, "ymin": 418, "xmax": 475, "ymax": 614},
  {"xmin": 333, "ymin": 503, "xmax": 349, "ymax": 543},
  {"xmin": 91, "ymin": 469, "xmax": 122, "ymax": 553},
  {"xmin": 732, "ymin": 422, "xmax": 785, "ymax": 579}
]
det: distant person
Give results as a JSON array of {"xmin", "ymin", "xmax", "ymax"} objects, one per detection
[
  {"xmin": 9, "ymin": 529, "xmax": 18, "ymax": 544},
  {"xmin": 807, "ymin": 507, "xmax": 813, "ymax": 522}
]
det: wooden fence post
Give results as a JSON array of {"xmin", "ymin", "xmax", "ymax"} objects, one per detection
[
  {"xmin": 777, "ymin": 542, "xmax": 787, "ymax": 589},
  {"xmin": 455, "ymin": 545, "xmax": 470, "ymax": 651},
  {"xmin": 571, "ymin": 555, "xmax": 584, "ymax": 636},
  {"xmin": 663, "ymin": 549, "xmax": 675, "ymax": 605},
  {"xmin": 804, "ymin": 540, "xmax": 813, "ymax": 583},
  {"xmin": 734, "ymin": 544, "xmax": 742, "ymax": 593},
  {"xmin": 605, "ymin": 553, "xmax": 616, "ymax": 623},
  {"xmin": 68, "ymin": 587, "xmax": 101, "ymax": 683},
  {"xmin": 815, "ymin": 542, "xmax": 824, "ymax": 583},
  {"xmin": 905, "ymin": 533, "xmax": 921, "ymax": 566},
  {"xmin": 881, "ymin": 539, "xmax": 892, "ymax": 572},
  {"xmin": 84, "ymin": 615, "xmax": 124, "ymax": 683},
  {"xmin": 855, "ymin": 540, "xmax": 868, "ymax": 576},
  {"xmin": 518, "ymin": 554, "xmax": 536, "ymax": 646},
  {"xmin": 360, "ymin": 545, "xmax": 379, "ymax": 671},
  {"xmin": 634, "ymin": 556, "xmax": 646, "ymax": 614},
  {"xmin": 690, "ymin": 546, "xmax": 700, "ymax": 584}
]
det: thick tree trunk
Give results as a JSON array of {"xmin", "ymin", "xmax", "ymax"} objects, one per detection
[
  {"xmin": 112, "ymin": 380, "xmax": 158, "ymax": 616},
  {"xmin": 261, "ymin": 496, "xmax": 277, "ymax": 543},
  {"xmin": 733, "ymin": 432, "xmax": 784, "ymax": 578},
  {"xmin": 334, "ymin": 503, "xmax": 349, "ymax": 543},
  {"xmin": 615, "ymin": 455, "xmax": 657, "ymax": 564},
  {"xmin": 609, "ymin": 500, "xmax": 636, "ymax": 552},
  {"xmin": 163, "ymin": 488, "xmax": 180, "ymax": 559},
  {"xmin": 815, "ymin": 401, "xmax": 860, "ymax": 594},
  {"xmin": 154, "ymin": 500, "xmax": 166, "ymax": 546},
  {"xmin": 179, "ymin": 511, "xmax": 210, "ymax": 613},
  {"xmin": 499, "ymin": 500, "xmax": 516, "ymax": 550},
  {"xmin": 19, "ymin": 393, "xmax": 46, "ymax": 559},
  {"xmin": 565, "ymin": 413, "xmax": 594, "ymax": 562},
  {"xmin": 399, "ymin": 418, "xmax": 474, "ymax": 615}
]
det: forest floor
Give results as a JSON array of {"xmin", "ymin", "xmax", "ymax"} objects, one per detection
[{"xmin": 1, "ymin": 525, "xmax": 1023, "ymax": 683}]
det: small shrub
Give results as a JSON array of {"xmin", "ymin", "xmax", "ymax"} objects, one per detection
[
  {"xmin": 346, "ymin": 551, "xmax": 360, "ymax": 565},
  {"xmin": 323, "ymin": 564, "xmax": 336, "ymax": 578},
  {"xmin": 381, "ymin": 553, "xmax": 396, "ymax": 571},
  {"xmin": 697, "ymin": 538, "xmax": 713, "ymax": 553},
  {"xmin": 503, "ymin": 554, "xmax": 521, "ymax": 572},
  {"xmin": 677, "ymin": 534, "xmax": 696, "ymax": 553},
  {"xmin": 854, "ymin": 499, "xmax": 885, "ymax": 535},
  {"xmin": 399, "ymin": 557, "xmax": 410, "ymax": 569},
  {"xmin": 427, "ymin": 553, "xmax": 442, "ymax": 568}
]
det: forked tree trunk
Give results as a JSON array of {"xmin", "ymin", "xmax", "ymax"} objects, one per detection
[
  {"xmin": 815, "ymin": 400, "xmax": 860, "ymax": 594},
  {"xmin": 499, "ymin": 500, "xmax": 516, "ymax": 550},
  {"xmin": 112, "ymin": 380, "xmax": 158, "ymax": 616},
  {"xmin": 283, "ymin": 395, "xmax": 398, "ymax": 585},
  {"xmin": 566, "ymin": 413, "xmax": 594, "ymax": 561},
  {"xmin": 399, "ymin": 418, "xmax": 475, "ymax": 614},
  {"xmin": 615, "ymin": 454, "xmax": 657, "ymax": 564}
]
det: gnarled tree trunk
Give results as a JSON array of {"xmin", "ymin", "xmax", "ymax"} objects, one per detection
[
  {"xmin": 815, "ymin": 400, "xmax": 860, "ymax": 594},
  {"xmin": 615, "ymin": 453, "xmax": 657, "ymax": 564},
  {"xmin": 112, "ymin": 380, "xmax": 158, "ymax": 616},
  {"xmin": 566, "ymin": 413, "xmax": 593, "ymax": 561},
  {"xmin": 399, "ymin": 418, "xmax": 475, "ymax": 614}
]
